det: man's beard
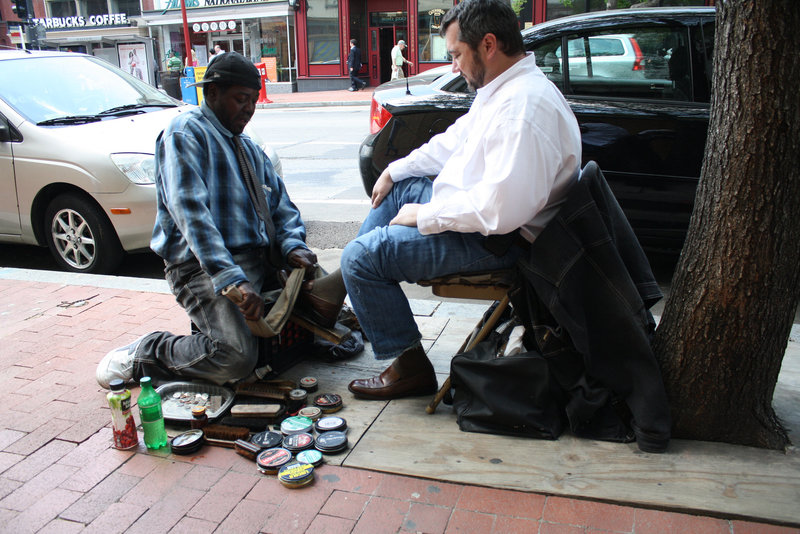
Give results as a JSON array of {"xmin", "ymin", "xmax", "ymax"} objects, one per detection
[{"xmin": 464, "ymin": 53, "xmax": 486, "ymax": 91}]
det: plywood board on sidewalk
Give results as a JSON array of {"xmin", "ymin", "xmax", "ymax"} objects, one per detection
[
  {"xmin": 278, "ymin": 356, "xmax": 388, "ymax": 467},
  {"xmin": 343, "ymin": 396, "xmax": 800, "ymax": 526}
]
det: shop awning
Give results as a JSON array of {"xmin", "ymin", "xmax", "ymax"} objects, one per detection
[{"xmin": 141, "ymin": 3, "xmax": 291, "ymax": 27}]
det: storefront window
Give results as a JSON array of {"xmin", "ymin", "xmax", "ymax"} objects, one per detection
[
  {"xmin": 84, "ymin": 0, "xmax": 106, "ymax": 16},
  {"xmin": 48, "ymin": 0, "xmax": 77, "ymax": 18},
  {"xmin": 109, "ymin": 0, "xmax": 141, "ymax": 17},
  {"xmin": 307, "ymin": 0, "xmax": 340, "ymax": 65},
  {"xmin": 418, "ymin": 0, "xmax": 452, "ymax": 62},
  {"xmin": 546, "ymin": 0, "xmax": 705, "ymax": 21},
  {"xmin": 258, "ymin": 19, "xmax": 295, "ymax": 82}
]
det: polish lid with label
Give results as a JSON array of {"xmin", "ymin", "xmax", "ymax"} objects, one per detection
[
  {"xmin": 282, "ymin": 432, "xmax": 315, "ymax": 452},
  {"xmin": 280, "ymin": 415, "xmax": 314, "ymax": 435},
  {"xmin": 277, "ymin": 461, "xmax": 315, "ymax": 488},
  {"xmin": 170, "ymin": 429, "xmax": 204, "ymax": 455},
  {"xmin": 296, "ymin": 449, "xmax": 323, "ymax": 466},
  {"xmin": 250, "ymin": 430, "xmax": 283, "ymax": 450},
  {"xmin": 314, "ymin": 430, "xmax": 348, "ymax": 454},
  {"xmin": 314, "ymin": 415, "xmax": 347, "ymax": 433},
  {"xmin": 313, "ymin": 393, "xmax": 343, "ymax": 413},
  {"xmin": 256, "ymin": 447, "xmax": 293, "ymax": 474}
]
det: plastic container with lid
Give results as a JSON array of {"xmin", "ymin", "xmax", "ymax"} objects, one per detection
[
  {"xmin": 107, "ymin": 379, "xmax": 138, "ymax": 450},
  {"xmin": 190, "ymin": 405, "xmax": 208, "ymax": 429},
  {"xmin": 138, "ymin": 376, "xmax": 168, "ymax": 450}
]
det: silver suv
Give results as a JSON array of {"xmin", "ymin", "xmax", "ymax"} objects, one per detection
[{"xmin": 0, "ymin": 50, "xmax": 281, "ymax": 274}]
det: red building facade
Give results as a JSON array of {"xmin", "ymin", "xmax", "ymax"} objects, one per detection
[{"xmin": 2, "ymin": 0, "xmax": 712, "ymax": 93}]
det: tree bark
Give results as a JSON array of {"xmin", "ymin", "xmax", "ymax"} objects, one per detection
[{"xmin": 652, "ymin": 0, "xmax": 800, "ymax": 450}]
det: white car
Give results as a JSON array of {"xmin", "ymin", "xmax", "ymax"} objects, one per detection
[
  {"xmin": 556, "ymin": 34, "xmax": 646, "ymax": 79},
  {"xmin": 0, "ymin": 50, "xmax": 281, "ymax": 274}
]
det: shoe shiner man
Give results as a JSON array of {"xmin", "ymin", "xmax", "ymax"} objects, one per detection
[
  {"xmin": 96, "ymin": 52, "xmax": 346, "ymax": 388},
  {"xmin": 340, "ymin": 0, "xmax": 582, "ymax": 400}
]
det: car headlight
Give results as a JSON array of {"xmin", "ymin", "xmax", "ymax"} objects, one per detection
[{"xmin": 111, "ymin": 153, "xmax": 156, "ymax": 185}]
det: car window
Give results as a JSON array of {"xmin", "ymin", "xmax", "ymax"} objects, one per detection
[
  {"xmin": 531, "ymin": 37, "xmax": 565, "ymax": 90},
  {"xmin": 534, "ymin": 26, "xmax": 694, "ymax": 102},
  {"xmin": 692, "ymin": 20, "xmax": 715, "ymax": 103},
  {"xmin": 0, "ymin": 55, "xmax": 176, "ymax": 124}
]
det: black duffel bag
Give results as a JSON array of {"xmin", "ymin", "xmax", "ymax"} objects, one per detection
[{"xmin": 449, "ymin": 331, "xmax": 566, "ymax": 440}]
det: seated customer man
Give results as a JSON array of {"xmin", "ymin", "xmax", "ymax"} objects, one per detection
[
  {"xmin": 96, "ymin": 52, "xmax": 344, "ymax": 388},
  {"xmin": 341, "ymin": 0, "xmax": 582, "ymax": 400}
]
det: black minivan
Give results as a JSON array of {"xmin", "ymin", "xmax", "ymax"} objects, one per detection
[{"xmin": 359, "ymin": 7, "xmax": 716, "ymax": 252}]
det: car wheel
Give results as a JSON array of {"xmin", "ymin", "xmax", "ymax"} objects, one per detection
[{"xmin": 44, "ymin": 193, "xmax": 124, "ymax": 274}]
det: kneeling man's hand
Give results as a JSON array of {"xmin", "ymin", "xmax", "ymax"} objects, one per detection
[
  {"xmin": 390, "ymin": 203, "xmax": 419, "ymax": 227},
  {"xmin": 234, "ymin": 282, "xmax": 264, "ymax": 321},
  {"xmin": 288, "ymin": 247, "xmax": 318, "ymax": 275}
]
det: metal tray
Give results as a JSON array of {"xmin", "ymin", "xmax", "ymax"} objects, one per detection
[{"xmin": 155, "ymin": 381, "xmax": 234, "ymax": 423}]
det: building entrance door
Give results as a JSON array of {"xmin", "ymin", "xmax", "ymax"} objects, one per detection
[
  {"xmin": 210, "ymin": 36, "xmax": 244, "ymax": 57},
  {"xmin": 367, "ymin": 11, "xmax": 407, "ymax": 86}
]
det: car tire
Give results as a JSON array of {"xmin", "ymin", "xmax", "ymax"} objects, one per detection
[{"xmin": 44, "ymin": 193, "xmax": 124, "ymax": 274}]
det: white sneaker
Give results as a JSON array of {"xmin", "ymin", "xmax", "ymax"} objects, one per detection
[{"xmin": 96, "ymin": 335, "xmax": 146, "ymax": 388}]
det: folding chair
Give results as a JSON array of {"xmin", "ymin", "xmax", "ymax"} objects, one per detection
[{"xmin": 418, "ymin": 269, "xmax": 516, "ymax": 414}]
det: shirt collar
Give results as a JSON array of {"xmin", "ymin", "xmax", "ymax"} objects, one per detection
[
  {"xmin": 200, "ymin": 100, "xmax": 235, "ymax": 139},
  {"xmin": 475, "ymin": 52, "xmax": 535, "ymax": 102}
]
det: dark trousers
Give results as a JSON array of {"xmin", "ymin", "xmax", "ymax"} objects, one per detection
[
  {"xmin": 134, "ymin": 249, "xmax": 277, "ymax": 386},
  {"xmin": 350, "ymin": 70, "xmax": 365, "ymax": 89}
]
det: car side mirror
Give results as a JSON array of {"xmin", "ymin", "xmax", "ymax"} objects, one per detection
[{"xmin": 0, "ymin": 116, "xmax": 22, "ymax": 143}]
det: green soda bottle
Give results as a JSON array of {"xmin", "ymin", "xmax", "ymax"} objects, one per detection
[{"xmin": 137, "ymin": 376, "xmax": 168, "ymax": 449}]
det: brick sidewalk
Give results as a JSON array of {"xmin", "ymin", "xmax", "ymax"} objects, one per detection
[
  {"xmin": 259, "ymin": 88, "xmax": 373, "ymax": 108},
  {"xmin": 0, "ymin": 278, "xmax": 798, "ymax": 533}
]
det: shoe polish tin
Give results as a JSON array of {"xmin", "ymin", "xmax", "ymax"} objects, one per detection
[
  {"xmin": 256, "ymin": 447, "xmax": 293, "ymax": 474},
  {"xmin": 280, "ymin": 415, "xmax": 314, "ymax": 436},
  {"xmin": 299, "ymin": 376, "xmax": 318, "ymax": 392},
  {"xmin": 282, "ymin": 432, "xmax": 315, "ymax": 453},
  {"xmin": 250, "ymin": 430, "xmax": 282, "ymax": 450},
  {"xmin": 296, "ymin": 449, "xmax": 323, "ymax": 466},
  {"xmin": 287, "ymin": 389, "xmax": 307, "ymax": 412},
  {"xmin": 170, "ymin": 429, "xmax": 205, "ymax": 455},
  {"xmin": 314, "ymin": 416, "xmax": 347, "ymax": 434},
  {"xmin": 277, "ymin": 462, "xmax": 315, "ymax": 489},
  {"xmin": 314, "ymin": 430, "xmax": 348, "ymax": 454},
  {"xmin": 298, "ymin": 406, "xmax": 322, "ymax": 421},
  {"xmin": 313, "ymin": 393, "xmax": 343, "ymax": 414}
]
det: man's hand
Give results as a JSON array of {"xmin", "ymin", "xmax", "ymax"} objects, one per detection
[
  {"xmin": 390, "ymin": 203, "xmax": 420, "ymax": 227},
  {"xmin": 371, "ymin": 169, "xmax": 394, "ymax": 208},
  {"xmin": 287, "ymin": 247, "xmax": 318, "ymax": 275},
  {"xmin": 232, "ymin": 282, "xmax": 264, "ymax": 321}
]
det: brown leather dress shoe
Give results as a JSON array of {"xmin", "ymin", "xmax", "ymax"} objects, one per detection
[
  {"xmin": 348, "ymin": 366, "xmax": 437, "ymax": 400},
  {"xmin": 296, "ymin": 289, "xmax": 342, "ymax": 329},
  {"xmin": 348, "ymin": 344, "xmax": 437, "ymax": 400},
  {"xmin": 279, "ymin": 270, "xmax": 342, "ymax": 329}
]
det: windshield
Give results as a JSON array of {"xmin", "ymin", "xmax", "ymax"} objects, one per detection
[{"xmin": 0, "ymin": 55, "xmax": 177, "ymax": 124}]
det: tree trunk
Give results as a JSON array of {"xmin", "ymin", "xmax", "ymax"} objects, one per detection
[{"xmin": 652, "ymin": 0, "xmax": 800, "ymax": 450}]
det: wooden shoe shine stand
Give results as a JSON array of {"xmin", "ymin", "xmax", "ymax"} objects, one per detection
[{"xmin": 418, "ymin": 270, "xmax": 515, "ymax": 414}]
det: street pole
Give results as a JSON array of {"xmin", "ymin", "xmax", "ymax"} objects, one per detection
[{"xmin": 180, "ymin": 0, "xmax": 192, "ymax": 67}]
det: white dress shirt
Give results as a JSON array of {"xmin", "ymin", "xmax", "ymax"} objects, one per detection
[{"xmin": 386, "ymin": 53, "xmax": 582, "ymax": 242}]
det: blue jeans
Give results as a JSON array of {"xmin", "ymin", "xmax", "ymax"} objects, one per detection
[
  {"xmin": 341, "ymin": 177, "xmax": 521, "ymax": 360},
  {"xmin": 134, "ymin": 249, "xmax": 274, "ymax": 385}
]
